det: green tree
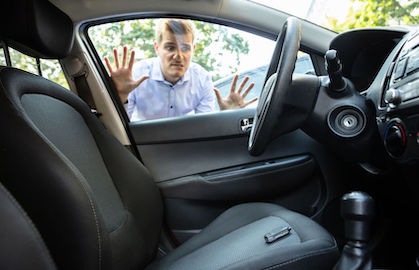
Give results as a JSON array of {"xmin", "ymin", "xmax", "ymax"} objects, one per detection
[
  {"xmin": 89, "ymin": 19, "xmax": 249, "ymax": 81},
  {"xmin": 327, "ymin": 0, "xmax": 419, "ymax": 32},
  {"xmin": 2, "ymin": 18, "xmax": 249, "ymax": 90},
  {"xmin": 4, "ymin": 47, "xmax": 69, "ymax": 89}
]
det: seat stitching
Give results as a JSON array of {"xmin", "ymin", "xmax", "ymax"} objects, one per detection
[
  {"xmin": 51, "ymin": 147, "xmax": 103, "ymax": 270},
  {"xmin": 0, "ymin": 184, "xmax": 57, "ymax": 269},
  {"xmin": 215, "ymin": 233, "xmax": 337, "ymax": 269},
  {"xmin": 172, "ymin": 209, "xmax": 337, "ymax": 270},
  {"xmin": 20, "ymin": 118, "xmax": 103, "ymax": 270},
  {"xmin": 1, "ymin": 69, "xmax": 103, "ymax": 269},
  {"xmin": 166, "ymin": 207, "xmax": 290, "ymax": 266},
  {"xmin": 168, "ymin": 215, "xmax": 285, "ymax": 266}
]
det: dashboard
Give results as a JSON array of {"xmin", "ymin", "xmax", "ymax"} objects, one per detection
[
  {"xmin": 378, "ymin": 29, "xmax": 419, "ymax": 162},
  {"xmin": 320, "ymin": 27, "xmax": 419, "ymax": 164},
  {"xmin": 331, "ymin": 27, "xmax": 419, "ymax": 163}
]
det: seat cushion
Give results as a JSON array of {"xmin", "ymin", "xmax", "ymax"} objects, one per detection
[{"xmin": 147, "ymin": 202, "xmax": 339, "ymax": 270}]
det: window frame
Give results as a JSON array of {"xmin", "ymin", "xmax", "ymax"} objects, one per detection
[{"xmin": 79, "ymin": 13, "xmax": 324, "ymax": 124}]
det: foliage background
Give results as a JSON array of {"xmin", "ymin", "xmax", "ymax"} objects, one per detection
[
  {"xmin": 1, "ymin": 1, "xmax": 418, "ymax": 88},
  {"xmin": 88, "ymin": 19, "xmax": 249, "ymax": 81},
  {"xmin": 0, "ymin": 47, "xmax": 69, "ymax": 88},
  {"xmin": 327, "ymin": 0, "xmax": 419, "ymax": 32}
]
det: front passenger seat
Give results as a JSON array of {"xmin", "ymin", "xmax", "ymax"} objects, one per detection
[
  {"xmin": 0, "ymin": 183, "xmax": 56, "ymax": 270},
  {"xmin": 0, "ymin": 0, "xmax": 339, "ymax": 269}
]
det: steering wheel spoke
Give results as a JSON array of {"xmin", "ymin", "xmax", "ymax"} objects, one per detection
[{"xmin": 248, "ymin": 17, "xmax": 302, "ymax": 156}]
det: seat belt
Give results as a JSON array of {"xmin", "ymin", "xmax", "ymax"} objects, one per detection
[{"xmin": 73, "ymin": 66, "xmax": 101, "ymax": 117}]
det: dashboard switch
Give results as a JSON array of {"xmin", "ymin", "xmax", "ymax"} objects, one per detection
[
  {"xmin": 394, "ymin": 58, "xmax": 407, "ymax": 80},
  {"xmin": 406, "ymin": 53, "xmax": 419, "ymax": 74},
  {"xmin": 384, "ymin": 88, "xmax": 402, "ymax": 107}
]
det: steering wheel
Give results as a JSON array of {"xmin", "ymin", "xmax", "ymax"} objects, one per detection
[{"xmin": 248, "ymin": 17, "xmax": 302, "ymax": 156}]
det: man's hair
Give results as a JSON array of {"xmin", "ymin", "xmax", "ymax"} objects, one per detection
[{"xmin": 155, "ymin": 19, "xmax": 195, "ymax": 44}]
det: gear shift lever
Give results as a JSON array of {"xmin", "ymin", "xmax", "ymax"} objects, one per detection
[
  {"xmin": 333, "ymin": 191, "xmax": 375, "ymax": 270},
  {"xmin": 341, "ymin": 191, "xmax": 375, "ymax": 243}
]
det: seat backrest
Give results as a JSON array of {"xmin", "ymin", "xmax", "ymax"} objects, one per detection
[
  {"xmin": 0, "ymin": 1, "xmax": 163, "ymax": 269},
  {"xmin": 0, "ymin": 183, "xmax": 56, "ymax": 270}
]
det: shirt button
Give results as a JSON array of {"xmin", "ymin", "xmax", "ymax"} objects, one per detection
[{"xmin": 170, "ymin": 106, "xmax": 173, "ymax": 109}]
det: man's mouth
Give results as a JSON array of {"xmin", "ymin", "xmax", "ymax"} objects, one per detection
[{"xmin": 170, "ymin": 63, "xmax": 184, "ymax": 68}]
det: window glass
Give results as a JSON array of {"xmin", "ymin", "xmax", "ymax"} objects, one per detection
[
  {"xmin": 88, "ymin": 18, "xmax": 314, "ymax": 120},
  {"xmin": 0, "ymin": 47, "xmax": 6, "ymax": 66},
  {"xmin": 9, "ymin": 47, "xmax": 38, "ymax": 74},
  {"xmin": 7, "ymin": 48, "xmax": 70, "ymax": 89},
  {"xmin": 41, "ymin": 59, "xmax": 70, "ymax": 89}
]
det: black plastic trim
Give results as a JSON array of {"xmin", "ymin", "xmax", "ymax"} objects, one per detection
[{"xmin": 157, "ymin": 154, "xmax": 316, "ymax": 201}]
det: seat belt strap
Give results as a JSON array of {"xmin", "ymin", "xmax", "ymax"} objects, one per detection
[{"xmin": 73, "ymin": 73, "xmax": 101, "ymax": 117}]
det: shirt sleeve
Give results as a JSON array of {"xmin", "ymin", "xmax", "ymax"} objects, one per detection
[
  {"xmin": 126, "ymin": 91, "xmax": 136, "ymax": 119},
  {"xmin": 195, "ymin": 72, "xmax": 216, "ymax": 113}
]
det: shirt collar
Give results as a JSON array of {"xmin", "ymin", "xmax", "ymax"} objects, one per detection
[{"xmin": 150, "ymin": 57, "xmax": 191, "ymax": 86}]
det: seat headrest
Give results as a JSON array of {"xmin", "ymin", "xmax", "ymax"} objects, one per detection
[{"xmin": 0, "ymin": 0, "xmax": 74, "ymax": 59}]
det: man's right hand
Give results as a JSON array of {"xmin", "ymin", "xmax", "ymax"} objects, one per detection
[{"xmin": 104, "ymin": 46, "xmax": 149, "ymax": 103}]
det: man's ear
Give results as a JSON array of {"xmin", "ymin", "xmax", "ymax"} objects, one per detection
[
  {"xmin": 154, "ymin": 41, "xmax": 159, "ymax": 56},
  {"xmin": 193, "ymin": 44, "xmax": 196, "ymax": 55}
]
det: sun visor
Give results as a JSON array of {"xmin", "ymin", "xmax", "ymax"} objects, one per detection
[{"xmin": 0, "ymin": 0, "xmax": 74, "ymax": 59}]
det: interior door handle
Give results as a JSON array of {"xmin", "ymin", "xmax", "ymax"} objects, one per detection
[{"xmin": 240, "ymin": 117, "xmax": 253, "ymax": 133}]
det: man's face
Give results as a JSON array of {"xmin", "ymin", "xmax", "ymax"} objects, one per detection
[{"xmin": 155, "ymin": 30, "xmax": 194, "ymax": 84}]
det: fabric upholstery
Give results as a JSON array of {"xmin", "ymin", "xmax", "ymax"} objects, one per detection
[
  {"xmin": 0, "ymin": 1, "xmax": 339, "ymax": 269},
  {"xmin": 0, "ymin": 67, "xmax": 163, "ymax": 270},
  {"xmin": 0, "ymin": 65, "xmax": 339, "ymax": 270},
  {"xmin": 148, "ymin": 203, "xmax": 339, "ymax": 270},
  {"xmin": 0, "ymin": 183, "xmax": 56, "ymax": 270}
]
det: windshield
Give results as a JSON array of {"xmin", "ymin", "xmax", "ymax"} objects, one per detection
[{"xmin": 251, "ymin": 0, "xmax": 419, "ymax": 32}]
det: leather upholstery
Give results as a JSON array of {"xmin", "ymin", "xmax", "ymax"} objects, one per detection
[{"xmin": 0, "ymin": 183, "xmax": 56, "ymax": 270}]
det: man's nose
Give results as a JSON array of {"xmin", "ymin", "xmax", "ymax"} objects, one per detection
[{"xmin": 173, "ymin": 48, "xmax": 183, "ymax": 60}]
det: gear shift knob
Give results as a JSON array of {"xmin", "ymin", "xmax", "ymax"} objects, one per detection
[{"xmin": 341, "ymin": 191, "xmax": 375, "ymax": 242}]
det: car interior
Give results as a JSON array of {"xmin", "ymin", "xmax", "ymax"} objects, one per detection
[{"xmin": 0, "ymin": 0, "xmax": 418, "ymax": 269}]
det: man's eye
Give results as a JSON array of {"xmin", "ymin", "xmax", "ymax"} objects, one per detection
[
  {"xmin": 166, "ymin": 46, "xmax": 175, "ymax": 51},
  {"xmin": 181, "ymin": 46, "xmax": 191, "ymax": 52}
]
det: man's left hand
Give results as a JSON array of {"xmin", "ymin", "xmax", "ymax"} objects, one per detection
[{"xmin": 214, "ymin": 74, "xmax": 258, "ymax": 110}]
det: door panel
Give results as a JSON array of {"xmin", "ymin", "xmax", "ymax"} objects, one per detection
[
  {"xmin": 159, "ymin": 155, "xmax": 315, "ymax": 201},
  {"xmin": 129, "ymin": 108, "xmax": 338, "ymax": 242}
]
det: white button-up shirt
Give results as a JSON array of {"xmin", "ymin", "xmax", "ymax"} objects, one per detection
[{"xmin": 126, "ymin": 58, "xmax": 215, "ymax": 121}]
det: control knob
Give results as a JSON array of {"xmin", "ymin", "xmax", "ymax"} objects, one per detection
[
  {"xmin": 384, "ymin": 122, "xmax": 406, "ymax": 157},
  {"xmin": 384, "ymin": 88, "xmax": 402, "ymax": 108}
]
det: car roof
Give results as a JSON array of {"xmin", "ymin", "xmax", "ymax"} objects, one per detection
[{"xmin": 49, "ymin": 0, "xmax": 336, "ymax": 54}]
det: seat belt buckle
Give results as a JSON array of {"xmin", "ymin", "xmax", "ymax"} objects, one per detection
[{"xmin": 264, "ymin": 226, "xmax": 291, "ymax": 244}]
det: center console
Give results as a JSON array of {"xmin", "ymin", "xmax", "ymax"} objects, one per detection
[{"xmin": 379, "ymin": 29, "xmax": 419, "ymax": 161}]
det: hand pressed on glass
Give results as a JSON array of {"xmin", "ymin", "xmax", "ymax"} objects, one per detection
[{"xmin": 104, "ymin": 46, "xmax": 149, "ymax": 104}]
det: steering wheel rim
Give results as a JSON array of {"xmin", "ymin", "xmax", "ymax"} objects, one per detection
[{"xmin": 248, "ymin": 17, "xmax": 302, "ymax": 156}]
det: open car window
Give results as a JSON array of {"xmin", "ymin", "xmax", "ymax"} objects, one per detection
[{"xmin": 88, "ymin": 18, "xmax": 314, "ymax": 121}]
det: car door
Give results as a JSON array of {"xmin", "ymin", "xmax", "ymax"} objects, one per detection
[{"xmin": 86, "ymin": 17, "xmax": 345, "ymax": 244}]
